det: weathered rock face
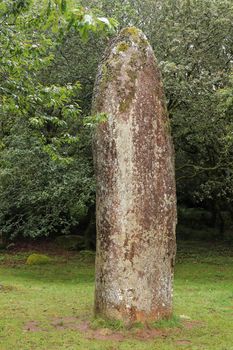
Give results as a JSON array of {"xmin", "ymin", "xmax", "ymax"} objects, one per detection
[{"xmin": 92, "ymin": 27, "xmax": 177, "ymax": 324}]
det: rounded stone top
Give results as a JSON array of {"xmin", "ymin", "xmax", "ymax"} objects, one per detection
[
  {"xmin": 92, "ymin": 27, "xmax": 155, "ymax": 114},
  {"xmin": 117, "ymin": 27, "xmax": 149, "ymax": 46},
  {"xmin": 110, "ymin": 27, "xmax": 150, "ymax": 58}
]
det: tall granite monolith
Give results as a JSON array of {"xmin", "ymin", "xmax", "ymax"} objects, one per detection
[{"xmin": 92, "ymin": 27, "xmax": 177, "ymax": 324}]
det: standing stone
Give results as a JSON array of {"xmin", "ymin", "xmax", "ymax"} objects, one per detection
[{"xmin": 92, "ymin": 27, "xmax": 177, "ymax": 324}]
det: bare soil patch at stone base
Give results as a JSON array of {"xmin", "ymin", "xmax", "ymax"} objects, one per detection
[
  {"xmin": 183, "ymin": 320, "xmax": 205, "ymax": 330},
  {"xmin": 51, "ymin": 317, "xmax": 81, "ymax": 331},
  {"xmin": 24, "ymin": 316, "xmax": 203, "ymax": 342},
  {"xmin": 61, "ymin": 320, "xmax": 169, "ymax": 342},
  {"xmin": 24, "ymin": 321, "xmax": 44, "ymax": 332},
  {"xmin": 176, "ymin": 339, "xmax": 192, "ymax": 345},
  {"xmin": 0, "ymin": 284, "xmax": 17, "ymax": 292}
]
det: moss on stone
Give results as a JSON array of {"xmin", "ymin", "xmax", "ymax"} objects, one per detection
[
  {"xmin": 121, "ymin": 27, "xmax": 141, "ymax": 38},
  {"xmin": 120, "ymin": 27, "xmax": 149, "ymax": 48},
  {"xmin": 26, "ymin": 253, "xmax": 52, "ymax": 265},
  {"xmin": 93, "ymin": 27, "xmax": 150, "ymax": 114},
  {"xmin": 116, "ymin": 42, "xmax": 130, "ymax": 53}
]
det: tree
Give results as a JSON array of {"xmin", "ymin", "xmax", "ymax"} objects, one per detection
[{"xmin": 0, "ymin": 0, "xmax": 117, "ymax": 242}]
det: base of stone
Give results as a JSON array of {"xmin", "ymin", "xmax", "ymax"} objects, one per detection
[{"xmin": 95, "ymin": 304, "xmax": 173, "ymax": 325}]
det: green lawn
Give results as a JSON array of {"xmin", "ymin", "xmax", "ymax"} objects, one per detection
[{"xmin": 1, "ymin": 242, "xmax": 233, "ymax": 350}]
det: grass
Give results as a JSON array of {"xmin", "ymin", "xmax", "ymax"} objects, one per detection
[{"xmin": 1, "ymin": 241, "xmax": 233, "ymax": 349}]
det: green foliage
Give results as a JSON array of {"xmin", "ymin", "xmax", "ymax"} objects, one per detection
[
  {"xmin": 1, "ymin": 0, "xmax": 233, "ymax": 241},
  {"xmin": 0, "ymin": 131, "xmax": 95, "ymax": 239},
  {"xmin": 26, "ymin": 253, "xmax": 52, "ymax": 265},
  {"xmin": 0, "ymin": 0, "xmax": 117, "ymax": 159},
  {"xmin": 0, "ymin": 0, "xmax": 116, "ymax": 241},
  {"xmin": 83, "ymin": 113, "xmax": 108, "ymax": 128}
]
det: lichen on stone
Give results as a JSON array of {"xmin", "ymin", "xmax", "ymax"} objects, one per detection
[
  {"xmin": 92, "ymin": 27, "xmax": 152, "ymax": 115},
  {"xmin": 121, "ymin": 27, "xmax": 141, "ymax": 39},
  {"xmin": 120, "ymin": 27, "xmax": 149, "ymax": 48}
]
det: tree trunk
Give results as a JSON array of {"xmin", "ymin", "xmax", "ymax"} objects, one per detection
[{"xmin": 92, "ymin": 27, "xmax": 177, "ymax": 324}]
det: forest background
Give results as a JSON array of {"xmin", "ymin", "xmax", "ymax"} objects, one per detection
[{"xmin": 1, "ymin": 0, "xmax": 233, "ymax": 247}]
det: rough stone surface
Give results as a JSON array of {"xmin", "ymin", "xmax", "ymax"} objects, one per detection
[{"xmin": 92, "ymin": 27, "xmax": 177, "ymax": 324}]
